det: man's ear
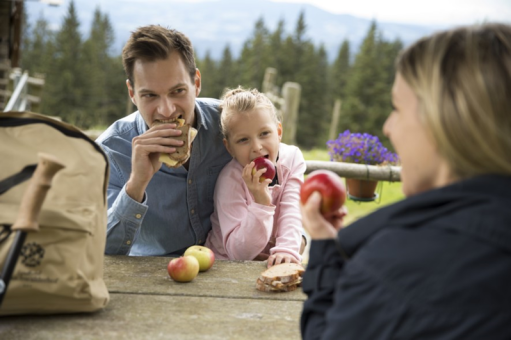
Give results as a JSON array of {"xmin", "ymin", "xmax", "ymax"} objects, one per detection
[
  {"xmin": 126, "ymin": 79, "xmax": 137, "ymax": 106},
  {"xmin": 194, "ymin": 68, "xmax": 202, "ymax": 97},
  {"xmin": 277, "ymin": 122, "xmax": 283, "ymax": 141}
]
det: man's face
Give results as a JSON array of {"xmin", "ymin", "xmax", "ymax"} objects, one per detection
[{"xmin": 127, "ymin": 52, "xmax": 201, "ymax": 128}]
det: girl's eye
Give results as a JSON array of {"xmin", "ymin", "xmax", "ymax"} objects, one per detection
[
  {"xmin": 237, "ymin": 138, "xmax": 248, "ymax": 144},
  {"xmin": 261, "ymin": 131, "xmax": 271, "ymax": 136}
]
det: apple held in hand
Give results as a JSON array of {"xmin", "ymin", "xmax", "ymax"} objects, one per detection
[
  {"xmin": 300, "ymin": 170, "xmax": 346, "ymax": 215},
  {"xmin": 184, "ymin": 245, "xmax": 215, "ymax": 272},
  {"xmin": 167, "ymin": 255, "xmax": 200, "ymax": 282},
  {"xmin": 252, "ymin": 157, "xmax": 276, "ymax": 183}
]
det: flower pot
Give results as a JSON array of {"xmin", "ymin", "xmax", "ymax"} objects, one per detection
[{"xmin": 346, "ymin": 178, "xmax": 378, "ymax": 201}]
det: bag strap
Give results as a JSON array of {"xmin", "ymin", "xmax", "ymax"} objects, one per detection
[{"xmin": 0, "ymin": 165, "xmax": 36, "ymax": 195}]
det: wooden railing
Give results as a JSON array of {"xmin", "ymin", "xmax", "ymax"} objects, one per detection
[
  {"xmin": 305, "ymin": 161, "xmax": 401, "ymax": 182},
  {"xmin": 2, "ymin": 68, "xmax": 44, "ymax": 112}
]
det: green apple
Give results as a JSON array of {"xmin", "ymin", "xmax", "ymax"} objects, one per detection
[{"xmin": 184, "ymin": 245, "xmax": 215, "ymax": 272}]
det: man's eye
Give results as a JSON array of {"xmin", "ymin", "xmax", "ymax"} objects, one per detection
[
  {"xmin": 173, "ymin": 88, "xmax": 186, "ymax": 95},
  {"xmin": 142, "ymin": 94, "xmax": 155, "ymax": 98}
]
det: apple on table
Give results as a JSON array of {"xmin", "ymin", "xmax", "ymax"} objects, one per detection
[
  {"xmin": 184, "ymin": 245, "xmax": 215, "ymax": 272},
  {"xmin": 167, "ymin": 255, "xmax": 200, "ymax": 283}
]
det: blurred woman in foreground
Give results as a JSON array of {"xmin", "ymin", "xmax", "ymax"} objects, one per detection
[{"xmin": 300, "ymin": 23, "xmax": 511, "ymax": 339}]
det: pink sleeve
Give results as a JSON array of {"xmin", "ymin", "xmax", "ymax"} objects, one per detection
[
  {"xmin": 270, "ymin": 147, "xmax": 306, "ymax": 262},
  {"xmin": 213, "ymin": 164, "xmax": 276, "ymax": 261}
]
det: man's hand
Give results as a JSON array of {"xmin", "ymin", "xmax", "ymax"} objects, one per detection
[
  {"xmin": 126, "ymin": 123, "xmax": 184, "ymax": 202},
  {"xmin": 242, "ymin": 161, "xmax": 272, "ymax": 206},
  {"xmin": 266, "ymin": 252, "xmax": 301, "ymax": 268},
  {"xmin": 300, "ymin": 191, "xmax": 348, "ymax": 240}
]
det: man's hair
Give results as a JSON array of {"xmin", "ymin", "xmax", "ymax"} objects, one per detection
[
  {"xmin": 122, "ymin": 25, "xmax": 196, "ymax": 87},
  {"xmin": 220, "ymin": 86, "xmax": 280, "ymax": 139},
  {"xmin": 397, "ymin": 23, "xmax": 511, "ymax": 178}
]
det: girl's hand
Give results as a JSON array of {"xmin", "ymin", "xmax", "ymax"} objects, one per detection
[
  {"xmin": 242, "ymin": 161, "xmax": 272, "ymax": 206},
  {"xmin": 267, "ymin": 253, "xmax": 302, "ymax": 268},
  {"xmin": 300, "ymin": 191, "xmax": 348, "ymax": 240}
]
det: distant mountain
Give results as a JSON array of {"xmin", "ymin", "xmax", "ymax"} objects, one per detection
[{"xmin": 26, "ymin": 0, "xmax": 446, "ymax": 61}]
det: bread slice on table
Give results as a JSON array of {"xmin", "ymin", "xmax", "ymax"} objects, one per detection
[{"xmin": 256, "ymin": 263, "xmax": 305, "ymax": 293}]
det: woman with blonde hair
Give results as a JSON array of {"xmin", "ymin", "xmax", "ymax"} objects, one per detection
[{"xmin": 300, "ymin": 23, "xmax": 511, "ymax": 339}]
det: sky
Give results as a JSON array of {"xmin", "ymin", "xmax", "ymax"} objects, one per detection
[
  {"xmin": 274, "ymin": 0, "xmax": 511, "ymax": 26},
  {"xmin": 38, "ymin": 0, "xmax": 511, "ymax": 26}
]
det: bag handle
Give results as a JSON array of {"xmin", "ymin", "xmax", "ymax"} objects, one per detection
[
  {"xmin": 11, "ymin": 153, "xmax": 65, "ymax": 232},
  {"xmin": 0, "ymin": 165, "xmax": 37, "ymax": 195}
]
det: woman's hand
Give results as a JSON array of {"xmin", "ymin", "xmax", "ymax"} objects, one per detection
[
  {"xmin": 300, "ymin": 191, "xmax": 348, "ymax": 240},
  {"xmin": 266, "ymin": 252, "xmax": 301, "ymax": 268}
]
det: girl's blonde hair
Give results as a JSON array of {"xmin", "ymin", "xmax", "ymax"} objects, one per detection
[
  {"xmin": 397, "ymin": 23, "xmax": 511, "ymax": 179},
  {"xmin": 220, "ymin": 86, "xmax": 280, "ymax": 139}
]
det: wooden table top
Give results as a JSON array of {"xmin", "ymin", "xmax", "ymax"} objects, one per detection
[{"xmin": 0, "ymin": 255, "xmax": 306, "ymax": 340}]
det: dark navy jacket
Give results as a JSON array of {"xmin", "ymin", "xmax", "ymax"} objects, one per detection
[{"xmin": 301, "ymin": 175, "xmax": 511, "ymax": 339}]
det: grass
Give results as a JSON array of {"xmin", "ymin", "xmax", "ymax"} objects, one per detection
[{"xmin": 301, "ymin": 148, "xmax": 405, "ymax": 226}]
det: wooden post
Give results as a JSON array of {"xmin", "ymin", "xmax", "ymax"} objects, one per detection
[
  {"xmin": 262, "ymin": 67, "xmax": 277, "ymax": 94},
  {"xmin": 281, "ymin": 82, "xmax": 300, "ymax": 146},
  {"xmin": 328, "ymin": 99, "xmax": 342, "ymax": 141}
]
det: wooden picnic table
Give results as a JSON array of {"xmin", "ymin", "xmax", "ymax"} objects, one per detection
[{"xmin": 0, "ymin": 255, "xmax": 306, "ymax": 339}]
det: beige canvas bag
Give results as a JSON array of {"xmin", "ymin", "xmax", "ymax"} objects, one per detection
[{"xmin": 0, "ymin": 111, "xmax": 110, "ymax": 315}]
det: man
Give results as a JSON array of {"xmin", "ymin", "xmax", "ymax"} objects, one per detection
[{"xmin": 96, "ymin": 25, "xmax": 232, "ymax": 256}]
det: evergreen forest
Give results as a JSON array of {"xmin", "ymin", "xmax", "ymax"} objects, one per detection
[{"xmin": 22, "ymin": 0, "xmax": 403, "ymax": 150}]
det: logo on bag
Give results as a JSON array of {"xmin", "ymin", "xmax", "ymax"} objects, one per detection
[{"xmin": 20, "ymin": 242, "xmax": 45, "ymax": 267}]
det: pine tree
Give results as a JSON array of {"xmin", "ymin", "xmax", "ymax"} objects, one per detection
[
  {"xmin": 216, "ymin": 44, "xmax": 237, "ymax": 97},
  {"xmin": 340, "ymin": 21, "xmax": 401, "ymax": 146},
  {"xmin": 295, "ymin": 43, "xmax": 329, "ymax": 148},
  {"xmin": 198, "ymin": 50, "xmax": 218, "ymax": 98},
  {"xmin": 81, "ymin": 8, "xmax": 108, "ymax": 127},
  {"xmin": 21, "ymin": 14, "xmax": 54, "ymax": 77},
  {"xmin": 237, "ymin": 17, "xmax": 270, "ymax": 89},
  {"xmin": 43, "ymin": 0, "xmax": 85, "ymax": 127}
]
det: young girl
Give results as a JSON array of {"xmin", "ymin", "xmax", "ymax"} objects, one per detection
[{"xmin": 205, "ymin": 87, "xmax": 305, "ymax": 267}]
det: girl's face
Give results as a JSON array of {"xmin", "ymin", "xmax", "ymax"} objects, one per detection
[
  {"xmin": 384, "ymin": 73, "xmax": 453, "ymax": 197},
  {"xmin": 223, "ymin": 107, "xmax": 282, "ymax": 167}
]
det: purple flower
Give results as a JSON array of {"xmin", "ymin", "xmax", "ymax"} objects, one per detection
[{"xmin": 327, "ymin": 130, "xmax": 399, "ymax": 165}]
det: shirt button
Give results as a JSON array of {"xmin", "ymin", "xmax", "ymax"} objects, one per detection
[
  {"xmin": 188, "ymin": 179, "xmax": 192, "ymax": 184},
  {"xmin": 191, "ymin": 209, "xmax": 195, "ymax": 214},
  {"xmin": 126, "ymin": 240, "xmax": 131, "ymax": 245},
  {"xmin": 135, "ymin": 213, "xmax": 142, "ymax": 219}
]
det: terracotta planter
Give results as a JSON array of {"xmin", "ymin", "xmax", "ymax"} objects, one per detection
[{"xmin": 346, "ymin": 178, "xmax": 378, "ymax": 201}]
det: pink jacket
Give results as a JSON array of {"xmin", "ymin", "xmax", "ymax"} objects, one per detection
[{"xmin": 205, "ymin": 143, "xmax": 305, "ymax": 262}]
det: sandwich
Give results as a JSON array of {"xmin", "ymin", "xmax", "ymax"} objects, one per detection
[
  {"xmin": 255, "ymin": 263, "xmax": 305, "ymax": 293},
  {"xmin": 153, "ymin": 118, "xmax": 198, "ymax": 168}
]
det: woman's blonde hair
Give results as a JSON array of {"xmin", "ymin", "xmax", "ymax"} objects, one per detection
[
  {"xmin": 397, "ymin": 23, "xmax": 511, "ymax": 178},
  {"xmin": 220, "ymin": 86, "xmax": 280, "ymax": 139}
]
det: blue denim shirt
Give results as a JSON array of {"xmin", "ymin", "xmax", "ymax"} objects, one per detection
[{"xmin": 96, "ymin": 98, "xmax": 232, "ymax": 256}]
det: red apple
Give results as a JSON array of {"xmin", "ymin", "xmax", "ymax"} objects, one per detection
[
  {"xmin": 167, "ymin": 255, "xmax": 200, "ymax": 282},
  {"xmin": 184, "ymin": 245, "xmax": 215, "ymax": 272},
  {"xmin": 252, "ymin": 157, "xmax": 276, "ymax": 182},
  {"xmin": 300, "ymin": 170, "xmax": 346, "ymax": 215}
]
